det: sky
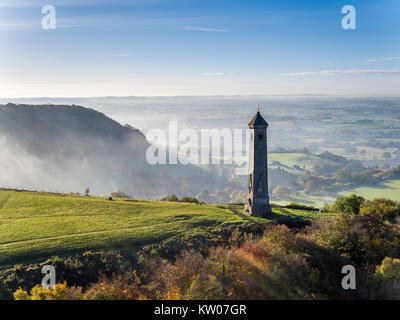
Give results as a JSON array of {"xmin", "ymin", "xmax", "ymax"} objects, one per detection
[{"xmin": 0, "ymin": 0, "xmax": 399, "ymax": 97}]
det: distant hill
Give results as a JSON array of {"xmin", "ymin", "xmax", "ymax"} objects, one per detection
[
  {"xmin": 0, "ymin": 103, "xmax": 148, "ymax": 159},
  {"xmin": 0, "ymin": 104, "xmax": 232, "ymax": 198}
]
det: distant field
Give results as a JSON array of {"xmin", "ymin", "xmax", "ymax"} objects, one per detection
[
  {"xmin": 339, "ymin": 180, "xmax": 400, "ymax": 202},
  {"xmin": 273, "ymin": 179, "xmax": 400, "ymax": 208},
  {"xmin": 269, "ymin": 153, "xmax": 316, "ymax": 171},
  {"xmin": 0, "ymin": 190, "xmax": 325, "ymax": 268},
  {"xmin": 273, "ymin": 193, "xmax": 337, "ymax": 208},
  {"xmin": 268, "ymin": 151, "xmax": 400, "ymax": 207},
  {"xmin": 268, "ymin": 152, "xmax": 345, "ymax": 172}
]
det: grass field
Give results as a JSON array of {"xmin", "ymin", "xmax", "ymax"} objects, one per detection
[
  {"xmin": 0, "ymin": 190, "xmax": 242, "ymax": 268},
  {"xmin": 272, "ymin": 179, "xmax": 400, "ymax": 208},
  {"xmin": 269, "ymin": 153, "xmax": 316, "ymax": 171},
  {"xmin": 0, "ymin": 189, "xmax": 327, "ymax": 269},
  {"xmin": 339, "ymin": 179, "xmax": 400, "ymax": 201},
  {"xmin": 268, "ymin": 152, "xmax": 347, "ymax": 173}
]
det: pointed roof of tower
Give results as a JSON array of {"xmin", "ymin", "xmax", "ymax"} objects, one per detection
[{"xmin": 248, "ymin": 105, "xmax": 268, "ymax": 128}]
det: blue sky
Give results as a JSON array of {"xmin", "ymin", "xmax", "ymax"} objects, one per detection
[{"xmin": 0, "ymin": 0, "xmax": 399, "ymax": 97}]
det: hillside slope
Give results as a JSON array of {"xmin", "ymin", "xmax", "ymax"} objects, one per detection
[
  {"xmin": 0, "ymin": 189, "xmax": 244, "ymax": 268},
  {"xmin": 0, "ymin": 189, "xmax": 329, "ymax": 268},
  {"xmin": 0, "ymin": 104, "xmax": 235, "ymax": 198}
]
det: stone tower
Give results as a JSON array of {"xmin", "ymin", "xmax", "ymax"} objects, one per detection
[{"xmin": 244, "ymin": 105, "xmax": 272, "ymax": 218}]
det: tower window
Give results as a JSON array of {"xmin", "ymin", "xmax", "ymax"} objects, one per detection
[{"xmin": 258, "ymin": 134, "xmax": 263, "ymax": 140}]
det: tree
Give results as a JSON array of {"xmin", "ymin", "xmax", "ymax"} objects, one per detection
[
  {"xmin": 180, "ymin": 196, "xmax": 199, "ymax": 204},
  {"xmin": 326, "ymin": 196, "xmax": 400, "ymax": 266},
  {"xmin": 272, "ymin": 186, "xmax": 290, "ymax": 199},
  {"xmin": 345, "ymin": 146, "xmax": 357, "ymax": 154},
  {"xmin": 85, "ymin": 187, "xmax": 90, "ymax": 197},
  {"xmin": 14, "ymin": 282, "xmax": 82, "ymax": 300},
  {"xmin": 304, "ymin": 179, "xmax": 323, "ymax": 194},
  {"xmin": 383, "ymin": 152, "xmax": 392, "ymax": 160},
  {"xmin": 334, "ymin": 168, "xmax": 352, "ymax": 183},
  {"xmin": 331, "ymin": 194, "xmax": 365, "ymax": 215},
  {"xmin": 360, "ymin": 198, "xmax": 400, "ymax": 222},
  {"xmin": 162, "ymin": 194, "xmax": 179, "ymax": 202},
  {"xmin": 376, "ymin": 257, "xmax": 400, "ymax": 283},
  {"xmin": 110, "ymin": 191, "xmax": 131, "ymax": 198}
]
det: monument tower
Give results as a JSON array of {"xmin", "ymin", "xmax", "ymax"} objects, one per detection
[{"xmin": 244, "ymin": 105, "xmax": 272, "ymax": 218}]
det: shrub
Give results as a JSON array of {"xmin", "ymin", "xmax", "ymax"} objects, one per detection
[
  {"xmin": 360, "ymin": 198, "xmax": 400, "ymax": 222},
  {"xmin": 0, "ymin": 250, "xmax": 132, "ymax": 300},
  {"xmin": 110, "ymin": 191, "xmax": 132, "ymax": 198},
  {"xmin": 161, "ymin": 194, "xmax": 179, "ymax": 202},
  {"xmin": 373, "ymin": 257, "xmax": 400, "ymax": 299},
  {"xmin": 285, "ymin": 202, "xmax": 319, "ymax": 212},
  {"xmin": 331, "ymin": 194, "xmax": 365, "ymax": 215},
  {"xmin": 334, "ymin": 168, "xmax": 353, "ymax": 183},
  {"xmin": 83, "ymin": 274, "xmax": 143, "ymax": 300},
  {"xmin": 317, "ymin": 198, "xmax": 400, "ymax": 266},
  {"xmin": 376, "ymin": 257, "xmax": 400, "ymax": 282},
  {"xmin": 14, "ymin": 282, "xmax": 82, "ymax": 300},
  {"xmin": 180, "ymin": 196, "xmax": 199, "ymax": 204}
]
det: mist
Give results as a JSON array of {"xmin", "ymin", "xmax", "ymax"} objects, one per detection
[
  {"xmin": 0, "ymin": 103, "xmax": 244, "ymax": 201},
  {"xmin": 1, "ymin": 95, "xmax": 399, "ymax": 203}
]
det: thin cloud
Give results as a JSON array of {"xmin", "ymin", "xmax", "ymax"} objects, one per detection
[
  {"xmin": 0, "ymin": 22, "xmax": 27, "ymax": 30},
  {"xmin": 183, "ymin": 26, "xmax": 228, "ymax": 32},
  {"xmin": 0, "ymin": 15, "xmax": 210, "ymax": 31},
  {"xmin": 202, "ymin": 73, "xmax": 225, "ymax": 76},
  {"xmin": 367, "ymin": 57, "xmax": 400, "ymax": 62},
  {"xmin": 280, "ymin": 69, "xmax": 400, "ymax": 76},
  {"xmin": 0, "ymin": 0, "xmax": 148, "ymax": 7}
]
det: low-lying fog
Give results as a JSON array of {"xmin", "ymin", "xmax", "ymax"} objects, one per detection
[{"xmin": 0, "ymin": 96, "xmax": 399, "ymax": 203}]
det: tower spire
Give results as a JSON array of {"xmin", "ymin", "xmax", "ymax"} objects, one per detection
[{"xmin": 244, "ymin": 105, "xmax": 271, "ymax": 218}]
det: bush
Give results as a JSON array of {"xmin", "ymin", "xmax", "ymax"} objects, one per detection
[
  {"xmin": 14, "ymin": 282, "xmax": 82, "ymax": 300},
  {"xmin": 376, "ymin": 257, "xmax": 400, "ymax": 282},
  {"xmin": 0, "ymin": 251, "xmax": 132, "ymax": 300},
  {"xmin": 334, "ymin": 168, "xmax": 353, "ymax": 183},
  {"xmin": 360, "ymin": 198, "xmax": 400, "ymax": 222},
  {"xmin": 83, "ymin": 274, "xmax": 143, "ymax": 300},
  {"xmin": 373, "ymin": 257, "xmax": 400, "ymax": 299},
  {"xmin": 180, "ymin": 196, "xmax": 199, "ymax": 204},
  {"xmin": 318, "ymin": 197, "xmax": 400, "ymax": 266},
  {"xmin": 161, "ymin": 194, "xmax": 179, "ymax": 202},
  {"xmin": 110, "ymin": 191, "xmax": 132, "ymax": 198},
  {"xmin": 285, "ymin": 202, "xmax": 319, "ymax": 212},
  {"xmin": 331, "ymin": 194, "xmax": 365, "ymax": 215}
]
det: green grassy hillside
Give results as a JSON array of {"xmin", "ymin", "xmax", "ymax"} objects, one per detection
[
  {"xmin": 0, "ymin": 189, "xmax": 330, "ymax": 268},
  {"xmin": 272, "ymin": 180, "xmax": 400, "ymax": 208},
  {"xmin": 339, "ymin": 179, "xmax": 400, "ymax": 201},
  {"xmin": 269, "ymin": 152, "xmax": 400, "ymax": 207},
  {"xmin": 269, "ymin": 153, "xmax": 317, "ymax": 172}
]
